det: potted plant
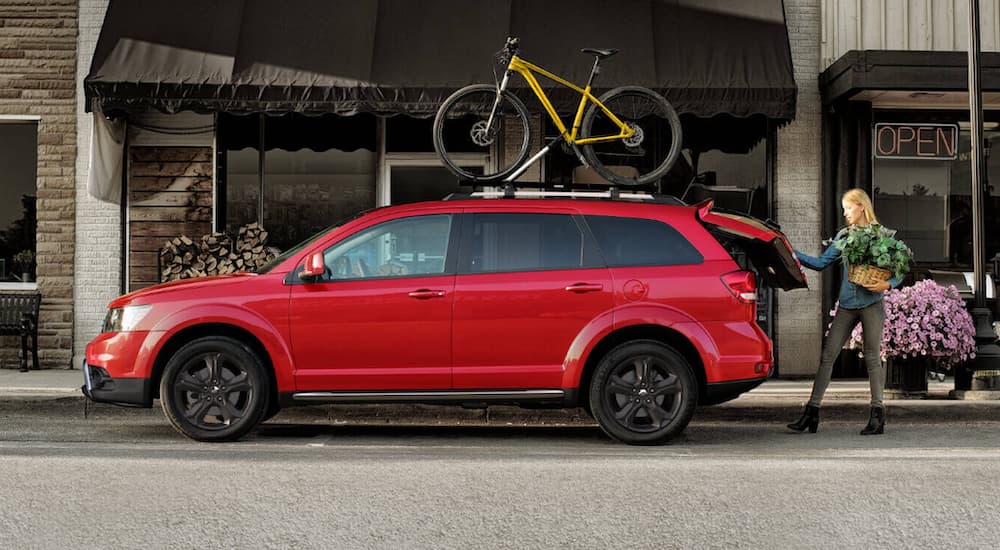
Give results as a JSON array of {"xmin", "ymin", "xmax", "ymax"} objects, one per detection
[
  {"xmin": 841, "ymin": 279, "xmax": 977, "ymax": 397},
  {"xmin": 13, "ymin": 249, "xmax": 35, "ymax": 282},
  {"xmin": 833, "ymin": 223, "xmax": 913, "ymax": 285}
]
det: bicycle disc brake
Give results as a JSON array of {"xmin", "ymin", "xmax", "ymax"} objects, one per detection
[
  {"xmin": 622, "ymin": 122, "xmax": 644, "ymax": 148},
  {"xmin": 471, "ymin": 120, "xmax": 498, "ymax": 147}
]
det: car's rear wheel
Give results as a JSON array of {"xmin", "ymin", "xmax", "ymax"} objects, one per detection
[
  {"xmin": 159, "ymin": 336, "xmax": 270, "ymax": 442},
  {"xmin": 589, "ymin": 340, "xmax": 696, "ymax": 445}
]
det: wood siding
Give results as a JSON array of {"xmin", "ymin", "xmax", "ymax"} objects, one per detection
[
  {"xmin": 822, "ymin": 0, "xmax": 1000, "ymax": 69},
  {"xmin": 128, "ymin": 147, "xmax": 213, "ymax": 290}
]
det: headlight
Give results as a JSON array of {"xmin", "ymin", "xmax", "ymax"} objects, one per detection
[{"xmin": 102, "ymin": 305, "xmax": 152, "ymax": 333}]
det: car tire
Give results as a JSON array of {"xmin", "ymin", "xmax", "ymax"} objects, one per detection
[
  {"xmin": 589, "ymin": 340, "xmax": 697, "ymax": 445},
  {"xmin": 159, "ymin": 336, "xmax": 270, "ymax": 442}
]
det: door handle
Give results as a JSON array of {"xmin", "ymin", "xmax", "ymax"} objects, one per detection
[
  {"xmin": 564, "ymin": 283, "xmax": 604, "ymax": 293},
  {"xmin": 408, "ymin": 289, "xmax": 447, "ymax": 299}
]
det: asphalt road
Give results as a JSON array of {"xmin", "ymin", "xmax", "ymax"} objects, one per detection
[{"xmin": 2, "ymin": 400, "xmax": 1000, "ymax": 550}]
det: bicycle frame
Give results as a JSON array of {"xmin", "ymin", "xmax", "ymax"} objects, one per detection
[{"xmin": 499, "ymin": 55, "xmax": 634, "ymax": 146}]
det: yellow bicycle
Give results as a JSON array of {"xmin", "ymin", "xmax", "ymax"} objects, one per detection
[{"xmin": 433, "ymin": 37, "xmax": 682, "ymax": 186}]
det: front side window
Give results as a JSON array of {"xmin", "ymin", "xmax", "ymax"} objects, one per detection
[
  {"xmin": 585, "ymin": 215, "xmax": 703, "ymax": 267},
  {"xmin": 461, "ymin": 213, "xmax": 600, "ymax": 273},
  {"xmin": 322, "ymin": 214, "xmax": 452, "ymax": 280},
  {"xmin": 0, "ymin": 121, "xmax": 38, "ymax": 283}
]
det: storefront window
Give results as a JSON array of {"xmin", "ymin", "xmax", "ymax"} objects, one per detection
[
  {"xmin": 543, "ymin": 115, "xmax": 772, "ymax": 220},
  {"xmin": 0, "ymin": 121, "xmax": 37, "ymax": 283},
  {"xmin": 219, "ymin": 113, "xmax": 377, "ymax": 252},
  {"xmin": 873, "ymin": 122, "xmax": 1000, "ymax": 267}
]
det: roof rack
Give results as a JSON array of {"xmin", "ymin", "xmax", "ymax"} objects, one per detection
[{"xmin": 444, "ymin": 187, "xmax": 684, "ymax": 205}]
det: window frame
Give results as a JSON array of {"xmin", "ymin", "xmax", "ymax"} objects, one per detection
[{"xmin": 0, "ymin": 116, "xmax": 41, "ymax": 290}]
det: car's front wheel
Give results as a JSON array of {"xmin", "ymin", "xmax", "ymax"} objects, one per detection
[
  {"xmin": 589, "ymin": 340, "xmax": 697, "ymax": 445},
  {"xmin": 159, "ymin": 336, "xmax": 270, "ymax": 442}
]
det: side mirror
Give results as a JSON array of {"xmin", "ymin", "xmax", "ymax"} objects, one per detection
[{"xmin": 298, "ymin": 252, "xmax": 326, "ymax": 281}]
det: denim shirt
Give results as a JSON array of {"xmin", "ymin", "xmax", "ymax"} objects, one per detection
[{"xmin": 794, "ymin": 230, "xmax": 901, "ymax": 310}]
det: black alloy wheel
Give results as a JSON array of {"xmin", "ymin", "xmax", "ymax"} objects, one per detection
[
  {"xmin": 160, "ymin": 336, "xmax": 270, "ymax": 442},
  {"xmin": 589, "ymin": 340, "xmax": 696, "ymax": 445}
]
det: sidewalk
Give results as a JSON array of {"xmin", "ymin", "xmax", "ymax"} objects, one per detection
[{"xmin": 3, "ymin": 368, "xmax": 1000, "ymax": 427}]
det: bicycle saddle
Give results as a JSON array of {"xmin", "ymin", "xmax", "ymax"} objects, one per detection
[{"xmin": 581, "ymin": 48, "xmax": 618, "ymax": 59}]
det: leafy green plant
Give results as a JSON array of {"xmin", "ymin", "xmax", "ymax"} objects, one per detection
[
  {"xmin": 833, "ymin": 223, "xmax": 912, "ymax": 280},
  {"xmin": 13, "ymin": 249, "xmax": 34, "ymax": 272}
]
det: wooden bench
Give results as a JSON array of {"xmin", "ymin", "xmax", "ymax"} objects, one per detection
[{"xmin": 0, "ymin": 293, "xmax": 40, "ymax": 372}]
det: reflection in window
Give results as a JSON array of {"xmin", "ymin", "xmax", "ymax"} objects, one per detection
[
  {"xmin": 323, "ymin": 215, "xmax": 452, "ymax": 280},
  {"xmin": 873, "ymin": 128, "xmax": 1000, "ymax": 266},
  {"xmin": 463, "ymin": 213, "xmax": 596, "ymax": 273},
  {"xmin": 0, "ymin": 122, "xmax": 37, "ymax": 282},
  {"xmin": 220, "ymin": 113, "xmax": 377, "ymax": 252},
  {"xmin": 586, "ymin": 216, "xmax": 702, "ymax": 267}
]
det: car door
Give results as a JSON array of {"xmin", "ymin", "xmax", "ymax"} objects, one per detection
[
  {"xmin": 452, "ymin": 209, "xmax": 613, "ymax": 389},
  {"xmin": 289, "ymin": 213, "xmax": 458, "ymax": 391}
]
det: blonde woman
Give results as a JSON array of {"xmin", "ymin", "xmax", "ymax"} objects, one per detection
[{"xmin": 787, "ymin": 188, "xmax": 901, "ymax": 436}]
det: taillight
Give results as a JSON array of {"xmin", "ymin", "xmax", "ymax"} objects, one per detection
[{"xmin": 722, "ymin": 271, "xmax": 757, "ymax": 303}]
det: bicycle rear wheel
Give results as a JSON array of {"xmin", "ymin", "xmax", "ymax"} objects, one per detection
[
  {"xmin": 433, "ymin": 84, "xmax": 532, "ymax": 183},
  {"xmin": 580, "ymin": 86, "xmax": 682, "ymax": 187}
]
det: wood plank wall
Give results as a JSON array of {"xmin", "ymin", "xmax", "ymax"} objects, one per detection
[
  {"xmin": 128, "ymin": 147, "xmax": 213, "ymax": 290},
  {"xmin": 822, "ymin": 0, "xmax": 1000, "ymax": 68}
]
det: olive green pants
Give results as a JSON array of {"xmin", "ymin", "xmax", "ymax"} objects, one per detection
[{"xmin": 807, "ymin": 301, "xmax": 886, "ymax": 408}]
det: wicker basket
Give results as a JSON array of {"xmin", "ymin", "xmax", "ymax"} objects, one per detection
[{"xmin": 848, "ymin": 264, "xmax": 891, "ymax": 286}]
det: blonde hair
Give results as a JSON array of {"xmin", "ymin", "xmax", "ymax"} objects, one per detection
[{"xmin": 842, "ymin": 188, "xmax": 879, "ymax": 225}]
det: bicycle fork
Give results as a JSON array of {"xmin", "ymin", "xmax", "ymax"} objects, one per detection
[{"xmin": 484, "ymin": 71, "xmax": 513, "ymax": 134}]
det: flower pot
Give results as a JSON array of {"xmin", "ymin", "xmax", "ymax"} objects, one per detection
[{"xmin": 884, "ymin": 356, "xmax": 929, "ymax": 399}]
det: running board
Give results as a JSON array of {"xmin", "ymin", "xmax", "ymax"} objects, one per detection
[{"xmin": 289, "ymin": 389, "xmax": 566, "ymax": 404}]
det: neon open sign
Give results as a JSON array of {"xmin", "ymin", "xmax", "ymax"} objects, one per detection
[{"xmin": 874, "ymin": 123, "xmax": 958, "ymax": 160}]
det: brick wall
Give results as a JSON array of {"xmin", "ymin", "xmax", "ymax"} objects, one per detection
[
  {"xmin": 0, "ymin": 0, "xmax": 78, "ymax": 369},
  {"xmin": 776, "ymin": 0, "xmax": 824, "ymax": 376},
  {"xmin": 73, "ymin": 0, "xmax": 116, "ymax": 363}
]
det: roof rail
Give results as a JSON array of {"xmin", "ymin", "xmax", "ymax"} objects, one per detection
[{"xmin": 444, "ymin": 189, "xmax": 684, "ymax": 205}]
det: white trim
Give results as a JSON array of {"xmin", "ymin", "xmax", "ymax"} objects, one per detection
[
  {"xmin": 212, "ymin": 113, "xmax": 219, "ymax": 233},
  {"xmin": 379, "ymin": 153, "xmax": 486, "ymax": 206},
  {"xmin": 0, "ymin": 282, "xmax": 38, "ymax": 291},
  {"xmin": 0, "ymin": 115, "xmax": 41, "ymax": 123}
]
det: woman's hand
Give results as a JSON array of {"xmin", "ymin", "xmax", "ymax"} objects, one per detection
[{"xmin": 862, "ymin": 280, "xmax": 890, "ymax": 292}]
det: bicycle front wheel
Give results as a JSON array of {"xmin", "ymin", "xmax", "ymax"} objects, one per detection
[
  {"xmin": 580, "ymin": 86, "xmax": 682, "ymax": 186},
  {"xmin": 433, "ymin": 84, "xmax": 532, "ymax": 183}
]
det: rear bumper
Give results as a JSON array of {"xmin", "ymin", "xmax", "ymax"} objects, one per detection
[
  {"xmin": 704, "ymin": 377, "xmax": 766, "ymax": 403},
  {"xmin": 81, "ymin": 359, "xmax": 152, "ymax": 408}
]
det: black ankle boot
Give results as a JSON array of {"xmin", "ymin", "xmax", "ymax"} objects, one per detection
[
  {"xmin": 860, "ymin": 406, "xmax": 885, "ymax": 435},
  {"xmin": 787, "ymin": 405, "xmax": 820, "ymax": 433}
]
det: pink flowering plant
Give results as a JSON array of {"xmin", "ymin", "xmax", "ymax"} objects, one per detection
[{"xmin": 830, "ymin": 280, "xmax": 977, "ymax": 369}]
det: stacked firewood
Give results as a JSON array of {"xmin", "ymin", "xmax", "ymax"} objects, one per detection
[{"xmin": 159, "ymin": 223, "xmax": 277, "ymax": 282}]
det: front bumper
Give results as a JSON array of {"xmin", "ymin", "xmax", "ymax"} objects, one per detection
[{"xmin": 81, "ymin": 359, "xmax": 153, "ymax": 407}]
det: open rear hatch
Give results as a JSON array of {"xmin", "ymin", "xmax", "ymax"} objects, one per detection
[{"xmin": 695, "ymin": 200, "xmax": 808, "ymax": 291}]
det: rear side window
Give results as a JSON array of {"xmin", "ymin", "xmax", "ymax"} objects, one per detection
[
  {"xmin": 461, "ymin": 213, "xmax": 601, "ymax": 273},
  {"xmin": 585, "ymin": 215, "xmax": 703, "ymax": 267}
]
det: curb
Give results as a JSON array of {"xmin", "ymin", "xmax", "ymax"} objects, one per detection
[{"xmin": 5, "ymin": 394, "xmax": 1000, "ymax": 427}]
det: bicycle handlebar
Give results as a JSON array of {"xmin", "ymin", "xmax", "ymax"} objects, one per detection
[{"xmin": 497, "ymin": 37, "xmax": 520, "ymax": 66}]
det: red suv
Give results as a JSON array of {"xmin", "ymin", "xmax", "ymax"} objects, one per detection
[{"xmin": 82, "ymin": 192, "xmax": 805, "ymax": 445}]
